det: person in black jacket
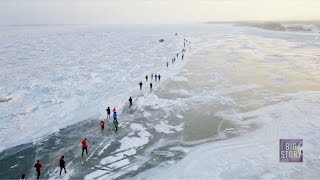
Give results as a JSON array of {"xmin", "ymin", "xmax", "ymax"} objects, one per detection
[
  {"xmin": 129, "ymin": 97, "xmax": 133, "ymax": 106},
  {"xmin": 59, "ymin": 155, "xmax": 67, "ymax": 176},
  {"xmin": 106, "ymin": 107, "xmax": 111, "ymax": 119}
]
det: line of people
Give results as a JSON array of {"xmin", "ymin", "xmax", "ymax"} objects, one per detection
[
  {"xmin": 24, "ymin": 37, "xmax": 191, "ymax": 180},
  {"xmin": 170, "ymin": 39, "xmax": 189, "ymax": 65},
  {"xmin": 139, "ymin": 73, "xmax": 162, "ymax": 91},
  {"xmin": 138, "ymin": 39, "xmax": 190, "ymax": 95}
]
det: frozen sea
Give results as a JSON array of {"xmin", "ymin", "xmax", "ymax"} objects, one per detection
[{"xmin": 0, "ymin": 24, "xmax": 320, "ymax": 179}]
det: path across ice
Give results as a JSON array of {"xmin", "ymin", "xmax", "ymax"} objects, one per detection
[{"xmin": 0, "ymin": 25, "xmax": 189, "ymax": 152}]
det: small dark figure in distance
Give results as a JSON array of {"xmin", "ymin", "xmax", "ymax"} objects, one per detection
[
  {"xmin": 129, "ymin": 97, "xmax": 133, "ymax": 106},
  {"xmin": 59, "ymin": 155, "xmax": 67, "ymax": 176},
  {"xmin": 106, "ymin": 107, "xmax": 111, "ymax": 119}
]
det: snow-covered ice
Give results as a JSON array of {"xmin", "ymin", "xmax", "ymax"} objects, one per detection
[
  {"xmin": 136, "ymin": 92, "xmax": 320, "ymax": 179},
  {"xmin": 1, "ymin": 24, "xmax": 320, "ymax": 179},
  {"xmin": 0, "ymin": 25, "xmax": 186, "ymax": 152},
  {"xmin": 117, "ymin": 123, "xmax": 151, "ymax": 152}
]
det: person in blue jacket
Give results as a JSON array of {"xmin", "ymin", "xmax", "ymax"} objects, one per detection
[{"xmin": 113, "ymin": 111, "xmax": 117, "ymax": 121}]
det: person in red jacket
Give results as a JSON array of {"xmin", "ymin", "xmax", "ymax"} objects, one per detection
[
  {"xmin": 100, "ymin": 119, "xmax": 105, "ymax": 130},
  {"xmin": 34, "ymin": 160, "xmax": 42, "ymax": 179},
  {"xmin": 81, "ymin": 138, "xmax": 89, "ymax": 157}
]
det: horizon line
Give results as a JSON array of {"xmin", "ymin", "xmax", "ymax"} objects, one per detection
[{"xmin": 1, "ymin": 20, "xmax": 320, "ymax": 27}]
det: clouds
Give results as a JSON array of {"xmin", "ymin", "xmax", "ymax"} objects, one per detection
[{"xmin": 0, "ymin": 0, "xmax": 319, "ymax": 25}]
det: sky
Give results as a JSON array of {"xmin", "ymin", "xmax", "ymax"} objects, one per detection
[{"xmin": 0, "ymin": 0, "xmax": 320, "ymax": 25}]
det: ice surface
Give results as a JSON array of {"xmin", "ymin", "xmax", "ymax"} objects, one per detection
[
  {"xmin": 1, "ymin": 24, "xmax": 320, "ymax": 179},
  {"xmin": 100, "ymin": 148, "xmax": 136, "ymax": 166},
  {"xmin": 136, "ymin": 92, "xmax": 320, "ymax": 179},
  {"xmin": 154, "ymin": 122, "xmax": 184, "ymax": 134},
  {"xmin": 117, "ymin": 123, "xmax": 151, "ymax": 152},
  {"xmin": 132, "ymin": 23, "xmax": 320, "ymax": 179},
  {"xmin": 0, "ymin": 25, "xmax": 186, "ymax": 152}
]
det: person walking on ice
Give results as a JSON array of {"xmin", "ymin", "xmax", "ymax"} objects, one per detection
[
  {"xmin": 113, "ymin": 111, "xmax": 118, "ymax": 121},
  {"xmin": 59, "ymin": 155, "xmax": 67, "ymax": 177},
  {"xmin": 113, "ymin": 119, "xmax": 119, "ymax": 132},
  {"xmin": 145, "ymin": 75, "xmax": 148, "ymax": 81},
  {"xmin": 81, "ymin": 138, "xmax": 89, "ymax": 157},
  {"xmin": 106, "ymin": 107, "xmax": 111, "ymax": 119},
  {"xmin": 158, "ymin": 74, "xmax": 161, "ymax": 81},
  {"xmin": 113, "ymin": 111, "xmax": 118, "ymax": 132},
  {"xmin": 34, "ymin": 160, "xmax": 42, "ymax": 179},
  {"xmin": 154, "ymin": 74, "xmax": 157, "ymax": 82},
  {"xmin": 150, "ymin": 82, "xmax": 153, "ymax": 91},
  {"xmin": 139, "ymin": 81, "xmax": 143, "ymax": 90},
  {"xmin": 151, "ymin": 73, "xmax": 153, "ymax": 81},
  {"xmin": 100, "ymin": 119, "xmax": 105, "ymax": 130},
  {"xmin": 129, "ymin": 97, "xmax": 133, "ymax": 107}
]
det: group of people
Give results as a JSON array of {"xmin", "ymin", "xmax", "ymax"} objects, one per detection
[
  {"xmin": 139, "ymin": 73, "xmax": 162, "ymax": 91},
  {"xmin": 138, "ymin": 39, "xmax": 190, "ymax": 93},
  {"xmin": 30, "ymin": 155, "xmax": 66, "ymax": 180},
  {"xmin": 29, "ymin": 107, "xmax": 119, "ymax": 179},
  {"xmin": 170, "ymin": 39, "xmax": 189, "ymax": 65},
  {"xmin": 24, "ymin": 37, "xmax": 190, "ymax": 180},
  {"xmin": 101, "ymin": 107, "xmax": 118, "ymax": 132}
]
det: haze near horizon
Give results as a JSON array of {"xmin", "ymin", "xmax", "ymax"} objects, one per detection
[{"xmin": 0, "ymin": 0, "xmax": 320, "ymax": 25}]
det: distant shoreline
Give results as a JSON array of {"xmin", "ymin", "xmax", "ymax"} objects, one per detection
[
  {"xmin": 204, "ymin": 20, "xmax": 320, "ymax": 33},
  {"xmin": 204, "ymin": 20, "xmax": 320, "ymax": 25}
]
